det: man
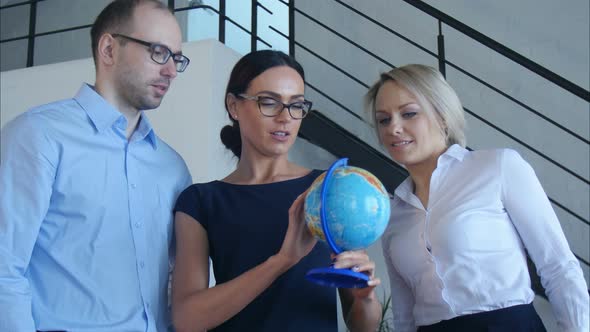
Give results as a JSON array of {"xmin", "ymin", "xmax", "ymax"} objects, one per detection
[{"xmin": 0, "ymin": 0, "xmax": 192, "ymax": 330}]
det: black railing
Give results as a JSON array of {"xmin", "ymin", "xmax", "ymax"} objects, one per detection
[
  {"xmin": 402, "ymin": 0, "xmax": 590, "ymax": 103},
  {"xmin": 272, "ymin": 0, "xmax": 590, "ymax": 273},
  {"xmin": 0, "ymin": 1, "xmax": 273, "ymax": 68},
  {"xmin": 329, "ymin": 0, "xmax": 590, "ymax": 151},
  {"xmin": 272, "ymin": 1, "xmax": 590, "ymax": 229},
  {"xmin": 270, "ymin": 18, "xmax": 590, "ymax": 270}
]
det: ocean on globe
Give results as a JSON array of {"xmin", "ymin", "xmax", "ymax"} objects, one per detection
[{"xmin": 304, "ymin": 166, "xmax": 390, "ymax": 252}]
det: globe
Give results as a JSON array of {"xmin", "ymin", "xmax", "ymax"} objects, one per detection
[{"xmin": 304, "ymin": 160, "xmax": 390, "ymax": 253}]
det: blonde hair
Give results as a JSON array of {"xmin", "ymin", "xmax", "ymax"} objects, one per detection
[{"xmin": 365, "ymin": 64, "xmax": 466, "ymax": 147}]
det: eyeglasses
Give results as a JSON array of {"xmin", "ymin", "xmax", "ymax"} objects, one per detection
[
  {"xmin": 112, "ymin": 34, "xmax": 190, "ymax": 72},
  {"xmin": 237, "ymin": 94, "xmax": 312, "ymax": 119}
]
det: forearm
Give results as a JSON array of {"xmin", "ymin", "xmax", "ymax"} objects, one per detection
[
  {"xmin": 0, "ymin": 282, "xmax": 36, "ymax": 331},
  {"xmin": 342, "ymin": 290, "xmax": 382, "ymax": 332},
  {"xmin": 173, "ymin": 254, "xmax": 293, "ymax": 332},
  {"xmin": 544, "ymin": 262, "xmax": 589, "ymax": 331}
]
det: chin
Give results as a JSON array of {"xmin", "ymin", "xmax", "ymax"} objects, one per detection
[
  {"xmin": 265, "ymin": 146, "xmax": 291, "ymax": 158},
  {"xmin": 139, "ymin": 99, "xmax": 162, "ymax": 111}
]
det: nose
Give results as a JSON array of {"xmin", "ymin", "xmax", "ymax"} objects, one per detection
[
  {"xmin": 389, "ymin": 118, "xmax": 403, "ymax": 136},
  {"xmin": 275, "ymin": 105, "xmax": 293, "ymax": 122},
  {"xmin": 161, "ymin": 58, "xmax": 178, "ymax": 79}
]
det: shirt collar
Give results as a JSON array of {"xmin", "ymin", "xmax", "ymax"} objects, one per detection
[
  {"xmin": 443, "ymin": 143, "xmax": 467, "ymax": 162},
  {"xmin": 74, "ymin": 83, "xmax": 157, "ymax": 149},
  {"xmin": 393, "ymin": 144, "xmax": 468, "ymax": 206},
  {"xmin": 135, "ymin": 113, "xmax": 158, "ymax": 149}
]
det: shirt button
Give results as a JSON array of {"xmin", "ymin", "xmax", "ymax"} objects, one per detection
[
  {"xmin": 135, "ymin": 222, "xmax": 142, "ymax": 228},
  {"xmin": 140, "ymin": 261, "xmax": 145, "ymax": 268},
  {"xmin": 131, "ymin": 183, "xmax": 137, "ymax": 189}
]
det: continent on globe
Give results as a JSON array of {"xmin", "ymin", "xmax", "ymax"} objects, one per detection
[{"xmin": 304, "ymin": 165, "xmax": 390, "ymax": 252}]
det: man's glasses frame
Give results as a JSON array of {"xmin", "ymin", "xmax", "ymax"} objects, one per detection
[
  {"xmin": 112, "ymin": 33, "xmax": 190, "ymax": 72},
  {"xmin": 237, "ymin": 94, "xmax": 312, "ymax": 119}
]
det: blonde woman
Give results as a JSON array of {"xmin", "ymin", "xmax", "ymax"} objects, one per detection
[{"xmin": 366, "ymin": 64, "xmax": 589, "ymax": 332}]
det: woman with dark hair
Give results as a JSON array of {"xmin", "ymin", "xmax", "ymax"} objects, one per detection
[{"xmin": 171, "ymin": 50, "xmax": 382, "ymax": 332}]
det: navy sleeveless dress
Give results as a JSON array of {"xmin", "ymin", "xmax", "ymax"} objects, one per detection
[{"xmin": 174, "ymin": 170, "xmax": 337, "ymax": 332}]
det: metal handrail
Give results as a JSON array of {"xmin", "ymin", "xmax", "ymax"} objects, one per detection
[
  {"xmin": 270, "ymin": 25, "xmax": 590, "ymax": 228},
  {"xmin": 0, "ymin": 4, "xmax": 273, "ymax": 66},
  {"xmin": 402, "ymin": 0, "xmax": 590, "ymax": 103},
  {"xmin": 329, "ymin": 0, "xmax": 589, "ymax": 145},
  {"xmin": 272, "ymin": 4, "xmax": 589, "ymax": 183},
  {"xmin": 0, "ymin": 0, "xmax": 47, "ymax": 10},
  {"xmin": 172, "ymin": 5, "xmax": 272, "ymax": 49}
]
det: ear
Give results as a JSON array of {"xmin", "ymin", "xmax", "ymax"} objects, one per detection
[
  {"xmin": 226, "ymin": 93, "xmax": 239, "ymax": 120},
  {"xmin": 97, "ymin": 33, "xmax": 117, "ymax": 67},
  {"xmin": 441, "ymin": 120, "xmax": 449, "ymax": 135}
]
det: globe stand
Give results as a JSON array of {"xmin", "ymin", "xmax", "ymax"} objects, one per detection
[{"xmin": 305, "ymin": 158, "xmax": 371, "ymax": 288}]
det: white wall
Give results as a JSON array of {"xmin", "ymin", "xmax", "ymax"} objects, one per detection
[{"xmin": 1, "ymin": 38, "xmax": 240, "ymax": 183}]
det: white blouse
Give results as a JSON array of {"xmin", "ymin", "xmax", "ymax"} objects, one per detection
[{"xmin": 381, "ymin": 144, "xmax": 589, "ymax": 332}]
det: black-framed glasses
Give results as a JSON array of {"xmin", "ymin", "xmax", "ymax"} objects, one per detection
[
  {"xmin": 237, "ymin": 94, "xmax": 312, "ymax": 119},
  {"xmin": 112, "ymin": 34, "xmax": 190, "ymax": 72}
]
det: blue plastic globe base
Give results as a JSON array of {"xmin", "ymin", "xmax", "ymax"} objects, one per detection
[{"xmin": 305, "ymin": 266, "xmax": 370, "ymax": 288}]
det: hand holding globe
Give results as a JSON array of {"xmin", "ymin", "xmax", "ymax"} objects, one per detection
[{"xmin": 303, "ymin": 158, "xmax": 390, "ymax": 288}]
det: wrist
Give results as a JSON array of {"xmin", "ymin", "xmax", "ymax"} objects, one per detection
[{"xmin": 268, "ymin": 253, "xmax": 296, "ymax": 274}]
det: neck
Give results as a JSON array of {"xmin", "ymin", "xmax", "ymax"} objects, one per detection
[
  {"xmin": 406, "ymin": 145, "xmax": 448, "ymax": 200},
  {"xmin": 407, "ymin": 161, "xmax": 436, "ymax": 195},
  {"xmin": 94, "ymin": 79, "xmax": 141, "ymax": 139},
  {"xmin": 228, "ymin": 150, "xmax": 304, "ymax": 185}
]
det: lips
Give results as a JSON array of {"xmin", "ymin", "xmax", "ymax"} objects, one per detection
[
  {"xmin": 391, "ymin": 140, "xmax": 412, "ymax": 147},
  {"xmin": 271, "ymin": 130, "xmax": 290, "ymax": 141},
  {"xmin": 152, "ymin": 84, "xmax": 169, "ymax": 95}
]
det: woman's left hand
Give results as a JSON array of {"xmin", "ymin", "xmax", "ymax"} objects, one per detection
[{"xmin": 332, "ymin": 250, "xmax": 380, "ymax": 299}]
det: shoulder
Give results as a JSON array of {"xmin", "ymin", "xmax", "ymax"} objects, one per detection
[
  {"xmin": 26, "ymin": 98, "xmax": 82, "ymax": 125},
  {"xmin": 468, "ymin": 148, "xmax": 529, "ymax": 171},
  {"xmin": 149, "ymin": 136, "xmax": 192, "ymax": 183},
  {"xmin": 178, "ymin": 180, "xmax": 221, "ymax": 200},
  {"xmin": 1, "ymin": 99, "xmax": 76, "ymax": 151},
  {"xmin": 3, "ymin": 98, "xmax": 84, "ymax": 142},
  {"xmin": 455, "ymin": 148, "xmax": 522, "ymax": 174},
  {"xmin": 463, "ymin": 147, "xmax": 503, "ymax": 163},
  {"xmin": 153, "ymin": 136, "xmax": 188, "ymax": 166},
  {"xmin": 462, "ymin": 149, "xmax": 535, "ymax": 189},
  {"xmin": 5, "ymin": 98, "xmax": 71, "ymax": 127},
  {"xmin": 463, "ymin": 147, "xmax": 524, "ymax": 162}
]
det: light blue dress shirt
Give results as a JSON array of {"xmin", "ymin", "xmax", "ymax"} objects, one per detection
[{"xmin": 0, "ymin": 84, "xmax": 192, "ymax": 332}]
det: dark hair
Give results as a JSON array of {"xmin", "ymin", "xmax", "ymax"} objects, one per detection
[
  {"xmin": 90, "ymin": 0, "xmax": 171, "ymax": 65},
  {"xmin": 220, "ymin": 50, "xmax": 305, "ymax": 158}
]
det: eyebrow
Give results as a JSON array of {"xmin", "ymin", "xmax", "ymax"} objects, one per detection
[
  {"xmin": 154, "ymin": 41, "xmax": 182, "ymax": 55},
  {"xmin": 398, "ymin": 102, "xmax": 419, "ymax": 109},
  {"xmin": 256, "ymin": 90, "xmax": 305, "ymax": 100},
  {"xmin": 375, "ymin": 102, "xmax": 419, "ymax": 114}
]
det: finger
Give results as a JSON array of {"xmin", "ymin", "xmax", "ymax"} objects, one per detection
[
  {"xmin": 333, "ymin": 250, "xmax": 369, "ymax": 261},
  {"xmin": 355, "ymin": 262, "xmax": 376, "ymax": 276},
  {"xmin": 367, "ymin": 277, "xmax": 381, "ymax": 287},
  {"xmin": 347, "ymin": 261, "xmax": 375, "ymax": 275},
  {"xmin": 332, "ymin": 256, "xmax": 374, "ymax": 270},
  {"xmin": 289, "ymin": 194, "xmax": 305, "ymax": 216}
]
